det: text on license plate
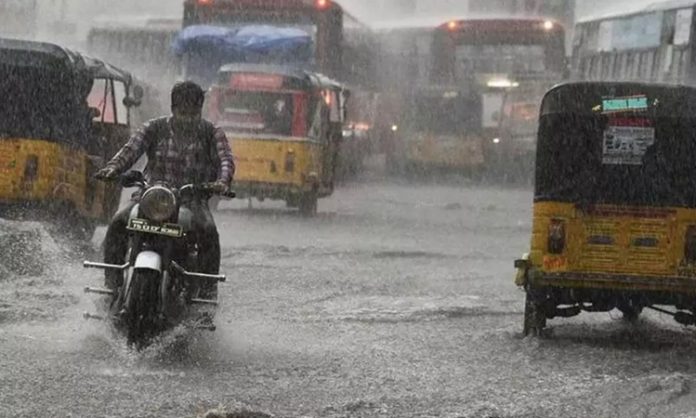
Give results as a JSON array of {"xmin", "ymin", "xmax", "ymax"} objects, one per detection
[{"xmin": 127, "ymin": 218, "xmax": 183, "ymax": 238}]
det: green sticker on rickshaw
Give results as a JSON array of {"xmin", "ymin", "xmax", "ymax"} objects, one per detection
[{"xmin": 601, "ymin": 96, "xmax": 648, "ymax": 113}]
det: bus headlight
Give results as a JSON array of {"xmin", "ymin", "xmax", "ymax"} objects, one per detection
[{"xmin": 140, "ymin": 186, "xmax": 177, "ymax": 222}]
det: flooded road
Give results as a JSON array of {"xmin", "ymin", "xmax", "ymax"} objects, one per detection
[{"xmin": 3, "ymin": 174, "xmax": 696, "ymax": 417}]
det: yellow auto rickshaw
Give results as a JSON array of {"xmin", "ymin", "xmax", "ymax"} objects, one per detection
[
  {"xmin": 516, "ymin": 81, "xmax": 696, "ymax": 335},
  {"xmin": 206, "ymin": 64, "xmax": 348, "ymax": 216},
  {"xmin": 0, "ymin": 38, "xmax": 143, "ymax": 238}
]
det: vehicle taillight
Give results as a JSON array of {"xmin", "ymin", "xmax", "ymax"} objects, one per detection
[
  {"xmin": 23, "ymin": 155, "xmax": 38, "ymax": 182},
  {"xmin": 197, "ymin": 0, "xmax": 213, "ymax": 5},
  {"xmin": 684, "ymin": 226, "xmax": 696, "ymax": 263},
  {"xmin": 316, "ymin": 0, "xmax": 330, "ymax": 9},
  {"xmin": 285, "ymin": 150, "xmax": 296, "ymax": 173},
  {"xmin": 548, "ymin": 219, "xmax": 566, "ymax": 254}
]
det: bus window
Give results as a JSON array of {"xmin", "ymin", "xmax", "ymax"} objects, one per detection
[
  {"xmin": 651, "ymin": 50, "xmax": 662, "ymax": 79},
  {"xmin": 619, "ymin": 53, "xmax": 629, "ymax": 78},
  {"xmin": 601, "ymin": 54, "xmax": 614, "ymax": 79},
  {"xmin": 590, "ymin": 56, "xmax": 600, "ymax": 80},
  {"xmin": 572, "ymin": 4, "xmax": 696, "ymax": 83}
]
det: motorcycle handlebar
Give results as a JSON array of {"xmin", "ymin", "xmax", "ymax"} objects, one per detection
[
  {"xmin": 178, "ymin": 183, "xmax": 236, "ymax": 199},
  {"xmin": 97, "ymin": 171, "xmax": 235, "ymax": 198}
]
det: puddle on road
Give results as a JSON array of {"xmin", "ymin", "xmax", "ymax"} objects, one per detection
[
  {"xmin": 372, "ymin": 250, "xmax": 452, "ymax": 260},
  {"xmin": 308, "ymin": 295, "xmax": 519, "ymax": 323},
  {"xmin": 223, "ymin": 244, "xmax": 495, "ymax": 268}
]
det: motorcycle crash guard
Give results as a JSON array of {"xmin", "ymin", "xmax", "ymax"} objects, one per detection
[{"xmin": 134, "ymin": 251, "xmax": 162, "ymax": 272}]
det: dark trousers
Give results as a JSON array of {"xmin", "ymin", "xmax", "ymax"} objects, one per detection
[{"xmin": 103, "ymin": 199, "xmax": 221, "ymax": 292}]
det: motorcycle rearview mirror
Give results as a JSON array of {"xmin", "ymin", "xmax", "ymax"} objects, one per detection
[{"xmin": 120, "ymin": 170, "xmax": 145, "ymax": 187}]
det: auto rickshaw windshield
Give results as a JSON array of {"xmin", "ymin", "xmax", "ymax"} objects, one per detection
[
  {"xmin": 217, "ymin": 90, "xmax": 306, "ymax": 136},
  {"xmin": 535, "ymin": 83, "xmax": 696, "ymax": 208}
]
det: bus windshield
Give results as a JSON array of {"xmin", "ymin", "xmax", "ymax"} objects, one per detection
[
  {"xmin": 455, "ymin": 44, "xmax": 547, "ymax": 75},
  {"xmin": 433, "ymin": 20, "xmax": 566, "ymax": 83},
  {"xmin": 408, "ymin": 93, "xmax": 482, "ymax": 136}
]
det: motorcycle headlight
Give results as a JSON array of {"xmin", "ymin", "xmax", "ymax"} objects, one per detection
[{"xmin": 140, "ymin": 186, "xmax": 177, "ymax": 222}]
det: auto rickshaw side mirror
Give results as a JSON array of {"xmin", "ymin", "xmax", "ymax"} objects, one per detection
[
  {"xmin": 124, "ymin": 85, "xmax": 145, "ymax": 108},
  {"xmin": 89, "ymin": 107, "xmax": 102, "ymax": 119}
]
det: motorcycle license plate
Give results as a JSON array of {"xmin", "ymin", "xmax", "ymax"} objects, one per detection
[{"xmin": 127, "ymin": 218, "xmax": 183, "ymax": 238}]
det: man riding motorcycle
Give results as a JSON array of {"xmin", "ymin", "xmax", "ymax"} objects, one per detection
[{"xmin": 96, "ymin": 81, "xmax": 234, "ymax": 295}]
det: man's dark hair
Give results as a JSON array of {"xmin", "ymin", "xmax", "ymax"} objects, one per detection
[{"xmin": 171, "ymin": 81, "xmax": 205, "ymax": 110}]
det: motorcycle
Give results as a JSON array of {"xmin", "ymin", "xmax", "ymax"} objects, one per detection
[{"xmin": 83, "ymin": 171, "xmax": 234, "ymax": 347}]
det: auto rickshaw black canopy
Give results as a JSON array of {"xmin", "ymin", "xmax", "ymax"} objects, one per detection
[
  {"xmin": 536, "ymin": 81, "xmax": 696, "ymax": 208},
  {"xmin": 0, "ymin": 38, "xmax": 135, "ymax": 145}
]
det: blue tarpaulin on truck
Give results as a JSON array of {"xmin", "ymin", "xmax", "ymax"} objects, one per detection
[{"xmin": 172, "ymin": 24, "xmax": 313, "ymax": 63}]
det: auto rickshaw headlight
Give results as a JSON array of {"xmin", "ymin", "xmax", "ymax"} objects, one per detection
[{"xmin": 140, "ymin": 186, "xmax": 177, "ymax": 222}]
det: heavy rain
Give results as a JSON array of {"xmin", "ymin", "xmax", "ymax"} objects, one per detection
[{"xmin": 3, "ymin": 1, "xmax": 696, "ymax": 417}]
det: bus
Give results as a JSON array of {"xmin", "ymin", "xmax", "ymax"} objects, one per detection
[
  {"xmin": 180, "ymin": 0, "xmax": 375, "ymax": 88},
  {"xmin": 378, "ymin": 17, "xmax": 567, "ymax": 177},
  {"xmin": 87, "ymin": 17, "xmax": 181, "ymax": 94},
  {"xmin": 572, "ymin": 1, "xmax": 696, "ymax": 84}
]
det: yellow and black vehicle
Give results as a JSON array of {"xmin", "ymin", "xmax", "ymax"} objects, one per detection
[
  {"xmin": 0, "ymin": 38, "xmax": 143, "ymax": 238},
  {"xmin": 516, "ymin": 81, "xmax": 696, "ymax": 335},
  {"xmin": 207, "ymin": 64, "xmax": 348, "ymax": 216}
]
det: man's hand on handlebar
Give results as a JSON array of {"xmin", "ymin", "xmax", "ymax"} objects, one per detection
[
  {"xmin": 95, "ymin": 166, "xmax": 119, "ymax": 181},
  {"xmin": 208, "ymin": 180, "xmax": 230, "ymax": 194}
]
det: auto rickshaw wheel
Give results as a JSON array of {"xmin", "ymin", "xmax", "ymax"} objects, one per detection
[
  {"xmin": 299, "ymin": 192, "xmax": 318, "ymax": 217},
  {"xmin": 523, "ymin": 291, "xmax": 547, "ymax": 337}
]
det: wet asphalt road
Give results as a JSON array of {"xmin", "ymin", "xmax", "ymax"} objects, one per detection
[{"xmin": 3, "ymin": 171, "xmax": 696, "ymax": 417}]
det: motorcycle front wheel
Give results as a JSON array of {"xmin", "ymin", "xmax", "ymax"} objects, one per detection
[{"xmin": 124, "ymin": 269, "xmax": 161, "ymax": 348}]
